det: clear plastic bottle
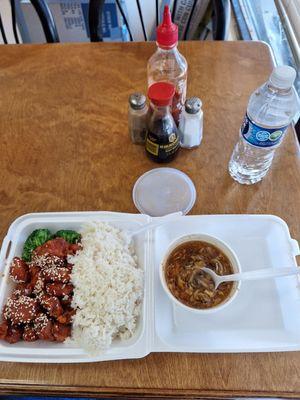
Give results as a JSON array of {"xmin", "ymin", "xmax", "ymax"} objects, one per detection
[
  {"xmin": 229, "ymin": 66, "xmax": 299, "ymax": 184},
  {"xmin": 147, "ymin": 5, "xmax": 187, "ymax": 125}
]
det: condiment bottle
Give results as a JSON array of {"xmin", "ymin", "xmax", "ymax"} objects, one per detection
[
  {"xmin": 128, "ymin": 93, "xmax": 149, "ymax": 144},
  {"xmin": 146, "ymin": 82, "xmax": 180, "ymax": 163},
  {"xmin": 147, "ymin": 5, "xmax": 188, "ymax": 125},
  {"xmin": 179, "ymin": 97, "xmax": 203, "ymax": 149}
]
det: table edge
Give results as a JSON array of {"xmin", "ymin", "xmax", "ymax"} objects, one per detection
[{"xmin": 0, "ymin": 384, "xmax": 299, "ymax": 399}]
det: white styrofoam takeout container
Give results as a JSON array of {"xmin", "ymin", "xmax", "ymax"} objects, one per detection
[{"xmin": 0, "ymin": 211, "xmax": 299, "ymax": 363}]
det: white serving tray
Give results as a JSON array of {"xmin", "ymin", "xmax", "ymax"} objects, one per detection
[{"xmin": 0, "ymin": 212, "xmax": 299, "ymax": 363}]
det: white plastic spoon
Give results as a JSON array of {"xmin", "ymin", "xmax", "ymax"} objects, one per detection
[
  {"xmin": 201, "ymin": 266, "xmax": 300, "ymax": 290},
  {"xmin": 128, "ymin": 211, "xmax": 183, "ymax": 238}
]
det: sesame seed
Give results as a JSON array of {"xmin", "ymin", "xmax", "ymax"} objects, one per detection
[{"xmin": 30, "ymin": 254, "xmax": 64, "ymax": 270}]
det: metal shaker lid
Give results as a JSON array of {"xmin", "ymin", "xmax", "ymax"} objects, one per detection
[
  {"xmin": 185, "ymin": 97, "xmax": 202, "ymax": 114},
  {"xmin": 129, "ymin": 93, "xmax": 147, "ymax": 110}
]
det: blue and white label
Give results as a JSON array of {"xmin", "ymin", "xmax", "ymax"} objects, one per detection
[{"xmin": 241, "ymin": 113, "xmax": 288, "ymax": 147}]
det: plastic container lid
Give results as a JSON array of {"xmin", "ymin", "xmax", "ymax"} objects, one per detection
[
  {"xmin": 269, "ymin": 65, "xmax": 296, "ymax": 89},
  {"xmin": 156, "ymin": 5, "xmax": 178, "ymax": 48},
  {"xmin": 132, "ymin": 168, "xmax": 196, "ymax": 217},
  {"xmin": 148, "ymin": 82, "xmax": 175, "ymax": 106}
]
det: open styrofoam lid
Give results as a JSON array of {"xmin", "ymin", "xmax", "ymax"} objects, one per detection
[{"xmin": 133, "ymin": 168, "xmax": 196, "ymax": 217}]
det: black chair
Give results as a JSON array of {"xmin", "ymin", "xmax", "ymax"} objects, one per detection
[
  {"xmin": 30, "ymin": 0, "xmax": 59, "ymax": 43},
  {"xmin": 89, "ymin": 0, "xmax": 105, "ymax": 42},
  {"xmin": 5, "ymin": 0, "xmax": 59, "ymax": 44},
  {"xmin": 0, "ymin": 9, "xmax": 8, "ymax": 43},
  {"xmin": 1, "ymin": 0, "xmax": 230, "ymax": 44},
  {"xmin": 89, "ymin": 0, "xmax": 231, "ymax": 42},
  {"xmin": 212, "ymin": 0, "xmax": 230, "ymax": 40}
]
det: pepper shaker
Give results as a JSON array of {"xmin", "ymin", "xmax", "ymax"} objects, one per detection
[
  {"xmin": 179, "ymin": 97, "xmax": 203, "ymax": 149},
  {"xmin": 128, "ymin": 93, "xmax": 149, "ymax": 144}
]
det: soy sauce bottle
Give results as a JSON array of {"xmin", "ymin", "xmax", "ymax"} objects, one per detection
[{"xmin": 146, "ymin": 82, "xmax": 180, "ymax": 163}]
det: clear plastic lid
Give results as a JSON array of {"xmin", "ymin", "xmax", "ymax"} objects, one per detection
[{"xmin": 133, "ymin": 168, "xmax": 196, "ymax": 217}]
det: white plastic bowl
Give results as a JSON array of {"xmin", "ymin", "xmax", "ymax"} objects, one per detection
[{"xmin": 159, "ymin": 233, "xmax": 242, "ymax": 313}]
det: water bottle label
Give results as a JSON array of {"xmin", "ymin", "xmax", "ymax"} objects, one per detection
[{"xmin": 241, "ymin": 113, "xmax": 288, "ymax": 147}]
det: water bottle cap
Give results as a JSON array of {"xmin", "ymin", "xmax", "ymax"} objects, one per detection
[{"xmin": 269, "ymin": 66, "xmax": 296, "ymax": 89}]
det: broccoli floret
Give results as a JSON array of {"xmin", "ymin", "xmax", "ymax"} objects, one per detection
[
  {"xmin": 22, "ymin": 229, "xmax": 52, "ymax": 261},
  {"xmin": 55, "ymin": 230, "xmax": 81, "ymax": 244}
]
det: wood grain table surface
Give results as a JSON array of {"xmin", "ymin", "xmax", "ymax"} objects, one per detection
[{"xmin": 0, "ymin": 41, "xmax": 300, "ymax": 398}]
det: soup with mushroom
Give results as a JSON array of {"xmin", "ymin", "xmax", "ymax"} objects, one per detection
[{"xmin": 164, "ymin": 241, "xmax": 235, "ymax": 309}]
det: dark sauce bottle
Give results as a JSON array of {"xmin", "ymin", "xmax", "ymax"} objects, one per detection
[{"xmin": 146, "ymin": 82, "xmax": 180, "ymax": 163}]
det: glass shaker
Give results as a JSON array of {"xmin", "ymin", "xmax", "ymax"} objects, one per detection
[
  {"xmin": 128, "ymin": 93, "xmax": 149, "ymax": 144},
  {"xmin": 179, "ymin": 97, "xmax": 203, "ymax": 148}
]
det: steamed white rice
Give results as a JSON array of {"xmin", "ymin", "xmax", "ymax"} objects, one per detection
[{"xmin": 68, "ymin": 221, "xmax": 143, "ymax": 354}]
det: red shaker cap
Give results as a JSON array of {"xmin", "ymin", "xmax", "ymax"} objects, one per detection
[
  {"xmin": 148, "ymin": 82, "xmax": 175, "ymax": 106},
  {"xmin": 156, "ymin": 5, "xmax": 178, "ymax": 48}
]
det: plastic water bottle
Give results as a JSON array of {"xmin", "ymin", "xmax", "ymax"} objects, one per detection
[{"xmin": 228, "ymin": 66, "xmax": 299, "ymax": 184}]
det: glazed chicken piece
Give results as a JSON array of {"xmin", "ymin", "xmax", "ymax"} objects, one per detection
[
  {"xmin": 31, "ymin": 272, "xmax": 45, "ymax": 297},
  {"xmin": 3, "ymin": 296, "xmax": 39, "ymax": 325},
  {"xmin": 11, "ymin": 282, "xmax": 33, "ymax": 299},
  {"xmin": 5, "ymin": 325, "xmax": 23, "ymax": 343},
  {"xmin": 0, "ymin": 321, "xmax": 8, "ymax": 339},
  {"xmin": 65, "ymin": 263, "xmax": 73, "ymax": 271},
  {"xmin": 28, "ymin": 264, "xmax": 42, "ymax": 292},
  {"xmin": 34, "ymin": 238, "xmax": 71, "ymax": 258},
  {"xmin": 34, "ymin": 313, "xmax": 54, "ymax": 341},
  {"xmin": 33, "ymin": 238, "xmax": 81, "ymax": 259},
  {"xmin": 40, "ymin": 294, "xmax": 63, "ymax": 318},
  {"xmin": 68, "ymin": 243, "xmax": 82, "ymax": 255},
  {"xmin": 31, "ymin": 254, "xmax": 65, "ymax": 270},
  {"xmin": 9, "ymin": 257, "xmax": 29, "ymax": 283},
  {"xmin": 23, "ymin": 325, "xmax": 38, "ymax": 342},
  {"xmin": 28, "ymin": 263, "xmax": 40, "ymax": 278},
  {"xmin": 46, "ymin": 283, "xmax": 73, "ymax": 297},
  {"xmin": 60, "ymin": 295, "xmax": 72, "ymax": 308},
  {"xmin": 57, "ymin": 308, "xmax": 75, "ymax": 325},
  {"xmin": 52, "ymin": 322, "xmax": 71, "ymax": 342},
  {"xmin": 28, "ymin": 262, "xmax": 46, "ymax": 295},
  {"xmin": 42, "ymin": 267, "xmax": 70, "ymax": 283}
]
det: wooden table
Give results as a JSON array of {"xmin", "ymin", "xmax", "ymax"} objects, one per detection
[{"xmin": 0, "ymin": 41, "xmax": 300, "ymax": 398}]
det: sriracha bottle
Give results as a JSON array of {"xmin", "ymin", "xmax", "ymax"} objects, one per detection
[{"xmin": 147, "ymin": 5, "xmax": 188, "ymax": 125}]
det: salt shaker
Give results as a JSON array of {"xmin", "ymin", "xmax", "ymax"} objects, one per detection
[
  {"xmin": 179, "ymin": 97, "xmax": 203, "ymax": 148},
  {"xmin": 128, "ymin": 93, "xmax": 149, "ymax": 144}
]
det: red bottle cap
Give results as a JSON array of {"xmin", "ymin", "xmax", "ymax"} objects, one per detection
[
  {"xmin": 156, "ymin": 5, "xmax": 178, "ymax": 48},
  {"xmin": 148, "ymin": 82, "xmax": 175, "ymax": 106}
]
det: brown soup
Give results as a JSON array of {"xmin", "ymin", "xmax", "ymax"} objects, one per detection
[{"xmin": 164, "ymin": 241, "xmax": 235, "ymax": 309}]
